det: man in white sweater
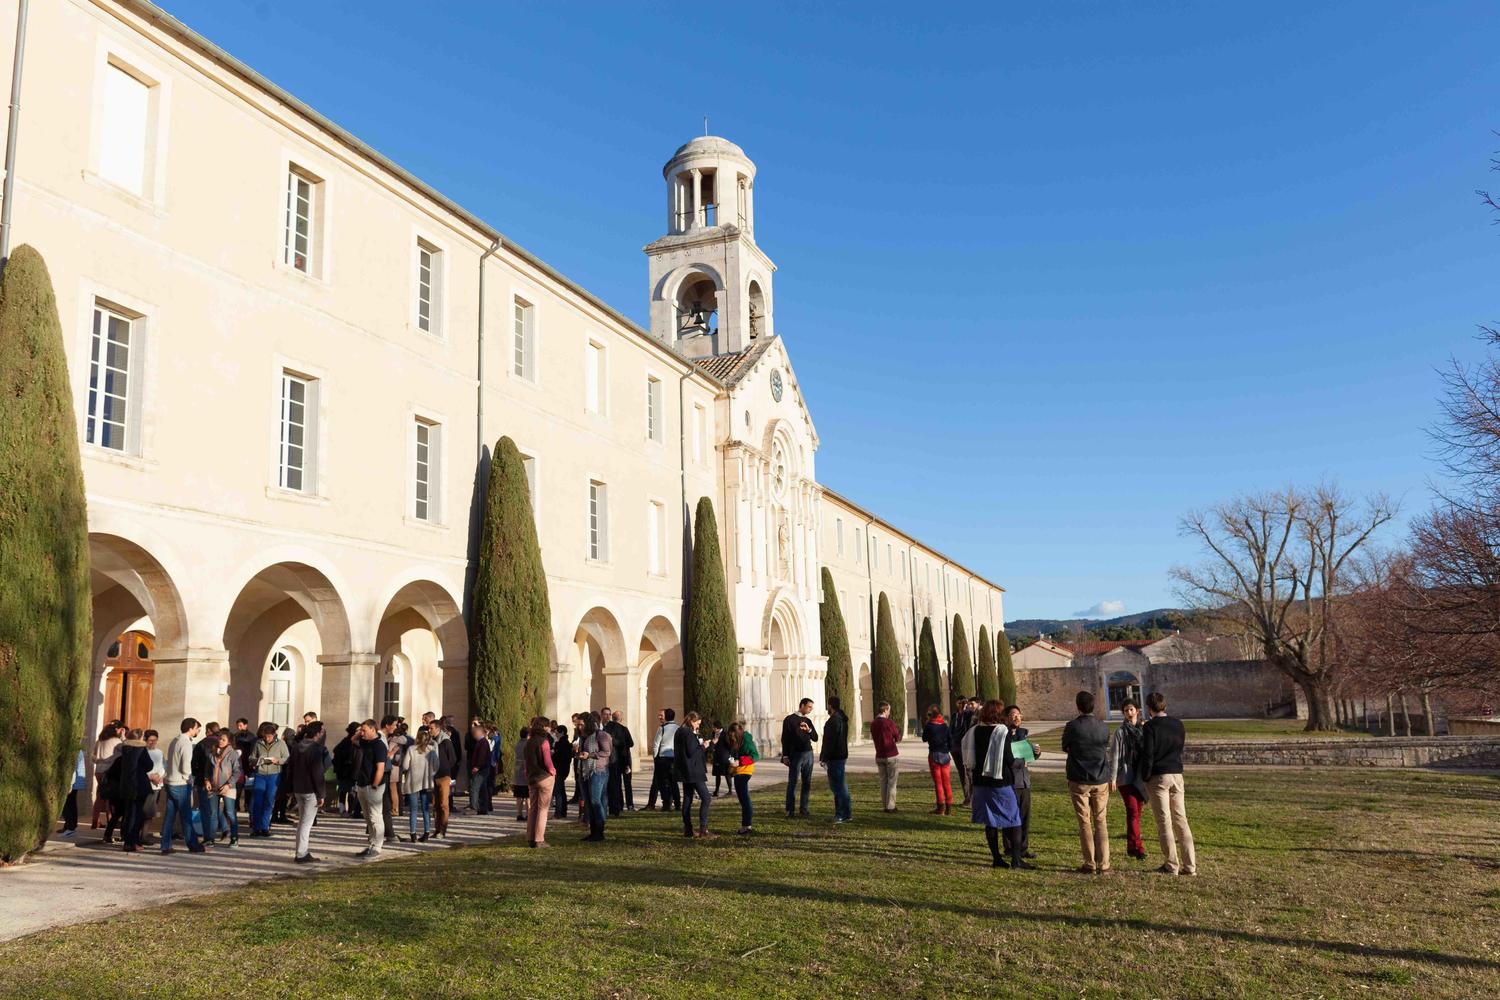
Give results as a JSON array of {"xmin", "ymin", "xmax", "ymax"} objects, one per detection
[{"xmin": 161, "ymin": 718, "xmax": 203, "ymax": 854}]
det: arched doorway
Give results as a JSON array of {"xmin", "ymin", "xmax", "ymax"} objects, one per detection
[
  {"xmin": 101, "ymin": 630, "xmax": 155, "ymax": 732},
  {"xmin": 375, "ymin": 579, "xmax": 465, "ymax": 722},
  {"xmin": 573, "ymin": 607, "xmax": 627, "ymax": 715},
  {"xmin": 88, "ymin": 533, "xmax": 189, "ymax": 738},
  {"xmin": 857, "ymin": 662, "xmax": 872, "ymax": 738},
  {"xmin": 904, "ymin": 666, "xmax": 918, "ymax": 735},
  {"xmin": 223, "ymin": 561, "xmax": 352, "ymax": 727},
  {"xmin": 639, "ymin": 615, "xmax": 683, "ymax": 735},
  {"xmin": 1106, "ymin": 671, "xmax": 1141, "ymax": 719}
]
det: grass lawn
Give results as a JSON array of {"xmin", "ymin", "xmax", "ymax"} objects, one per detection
[
  {"xmin": 2, "ymin": 769, "xmax": 1497, "ymax": 999},
  {"xmin": 1030, "ymin": 718, "xmax": 1367, "ymax": 754}
]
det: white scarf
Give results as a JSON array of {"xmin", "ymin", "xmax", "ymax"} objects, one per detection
[{"xmin": 979, "ymin": 724, "xmax": 1011, "ymax": 781}]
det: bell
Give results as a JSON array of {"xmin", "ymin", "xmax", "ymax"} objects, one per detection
[{"xmin": 681, "ymin": 301, "xmax": 711, "ymax": 335}]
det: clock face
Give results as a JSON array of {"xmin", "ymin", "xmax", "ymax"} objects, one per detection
[{"xmin": 770, "ymin": 368, "xmax": 784, "ymax": 401}]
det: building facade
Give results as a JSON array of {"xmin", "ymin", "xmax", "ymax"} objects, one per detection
[{"xmin": 12, "ymin": 0, "xmax": 1005, "ymax": 753}]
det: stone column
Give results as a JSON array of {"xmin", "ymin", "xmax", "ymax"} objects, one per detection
[
  {"xmin": 150, "ymin": 647, "xmax": 229, "ymax": 734},
  {"xmin": 318, "ymin": 652, "xmax": 381, "ymax": 724},
  {"xmin": 690, "ymin": 169, "xmax": 703, "ymax": 229},
  {"xmin": 439, "ymin": 656, "xmax": 469, "ymax": 725}
]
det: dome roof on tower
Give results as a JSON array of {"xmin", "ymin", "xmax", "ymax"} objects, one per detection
[{"xmin": 671, "ymin": 135, "xmax": 747, "ymax": 160}]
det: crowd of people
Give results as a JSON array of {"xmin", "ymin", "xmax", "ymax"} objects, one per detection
[{"xmin": 66, "ymin": 690, "xmax": 1197, "ymax": 874}]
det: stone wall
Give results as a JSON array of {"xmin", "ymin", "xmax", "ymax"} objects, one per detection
[
  {"xmin": 1449, "ymin": 718, "xmax": 1500, "ymax": 736},
  {"xmin": 1015, "ymin": 665, "xmax": 1100, "ymax": 719},
  {"xmin": 1184, "ymin": 736, "xmax": 1500, "ymax": 769},
  {"xmin": 1146, "ymin": 660, "xmax": 1294, "ymax": 718}
]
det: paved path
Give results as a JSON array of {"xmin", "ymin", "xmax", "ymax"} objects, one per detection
[{"xmin": 0, "ymin": 722, "xmax": 1068, "ymax": 943}]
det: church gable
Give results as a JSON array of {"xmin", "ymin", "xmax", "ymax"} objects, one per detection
[{"xmin": 695, "ymin": 336, "xmax": 818, "ymax": 453}]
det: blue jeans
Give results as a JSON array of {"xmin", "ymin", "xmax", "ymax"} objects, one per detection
[
  {"xmin": 588, "ymin": 771, "xmax": 608, "ymax": 829},
  {"xmin": 407, "ymin": 790, "xmax": 432, "ymax": 836},
  {"xmin": 734, "ymin": 774, "xmax": 753, "ymax": 828},
  {"xmin": 785, "ymin": 750, "xmax": 814, "ymax": 814},
  {"xmin": 826, "ymin": 759, "xmax": 852, "ymax": 820},
  {"xmin": 161, "ymin": 783, "xmax": 199, "ymax": 852},
  {"xmin": 196, "ymin": 785, "xmax": 218, "ymax": 842},
  {"xmin": 251, "ymin": 772, "xmax": 279, "ymax": 834}
]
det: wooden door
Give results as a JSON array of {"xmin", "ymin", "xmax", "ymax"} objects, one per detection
[{"xmin": 102, "ymin": 631, "xmax": 155, "ymax": 731}]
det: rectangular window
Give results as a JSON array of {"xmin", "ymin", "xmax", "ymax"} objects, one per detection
[
  {"xmin": 902, "ymin": 551, "xmax": 908, "ymax": 580},
  {"xmin": 887, "ymin": 543, "xmax": 893, "ymax": 570},
  {"xmin": 522, "ymin": 454, "xmax": 538, "ymax": 507},
  {"xmin": 648, "ymin": 500, "xmax": 665, "ymax": 574},
  {"xmin": 855, "ymin": 528, "xmax": 862, "ymax": 563},
  {"xmin": 588, "ymin": 479, "xmax": 609, "ymax": 560},
  {"xmin": 646, "ymin": 376, "xmax": 663, "ymax": 442},
  {"xmin": 85, "ymin": 301, "xmax": 136, "ymax": 452},
  {"xmin": 277, "ymin": 371, "xmax": 315, "ymax": 492},
  {"xmin": 693, "ymin": 404, "xmax": 706, "ymax": 462},
  {"xmin": 585, "ymin": 341, "xmax": 605, "ymax": 414},
  {"xmin": 282, "ymin": 166, "xmax": 320, "ymax": 274},
  {"xmin": 836, "ymin": 517, "xmax": 844, "ymax": 556},
  {"xmin": 412, "ymin": 418, "xmax": 441, "ymax": 522},
  {"xmin": 416, "ymin": 241, "xmax": 442, "ymax": 335},
  {"xmin": 513, "ymin": 297, "xmax": 535, "ymax": 379},
  {"xmin": 99, "ymin": 62, "xmax": 150, "ymax": 195}
]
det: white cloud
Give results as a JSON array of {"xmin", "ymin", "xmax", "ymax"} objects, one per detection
[{"xmin": 1073, "ymin": 599, "xmax": 1126, "ymax": 620}]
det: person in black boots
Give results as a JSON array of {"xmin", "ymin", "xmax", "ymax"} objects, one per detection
[
  {"xmin": 551, "ymin": 721, "xmax": 574, "ymax": 819},
  {"xmin": 958, "ymin": 700, "xmax": 1030, "ymax": 871},
  {"xmin": 332, "ymin": 722, "xmax": 360, "ymax": 818},
  {"xmin": 674, "ymin": 711, "xmax": 713, "ymax": 839},
  {"xmin": 1003, "ymin": 704, "xmax": 1038, "ymax": 861}
]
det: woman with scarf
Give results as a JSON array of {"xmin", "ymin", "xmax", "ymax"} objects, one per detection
[{"xmin": 959, "ymin": 699, "xmax": 1032, "ymax": 870}]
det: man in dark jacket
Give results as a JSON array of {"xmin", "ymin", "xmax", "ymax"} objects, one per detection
[
  {"xmin": 673, "ymin": 711, "xmax": 712, "ymax": 838},
  {"xmin": 820, "ymin": 697, "xmax": 852, "ymax": 823},
  {"xmin": 603, "ymin": 709, "xmax": 635, "ymax": 816},
  {"xmin": 287, "ymin": 721, "xmax": 329, "ymax": 863},
  {"xmin": 190, "ymin": 724, "xmax": 219, "ymax": 844},
  {"xmin": 1061, "ymin": 690, "xmax": 1112, "ymax": 874},
  {"xmin": 332, "ymin": 723, "xmax": 360, "ymax": 818},
  {"xmin": 950, "ymin": 698, "xmax": 976, "ymax": 804},
  {"xmin": 468, "ymin": 722, "xmax": 493, "ymax": 815},
  {"xmin": 550, "ymin": 723, "xmax": 574, "ymax": 818},
  {"xmin": 780, "ymin": 698, "xmax": 819, "ymax": 818},
  {"xmin": 107, "ymin": 730, "xmax": 154, "ymax": 852},
  {"xmin": 1140, "ymin": 691, "xmax": 1196, "ymax": 876},
  {"xmin": 232, "ymin": 718, "xmax": 255, "ymax": 815}
]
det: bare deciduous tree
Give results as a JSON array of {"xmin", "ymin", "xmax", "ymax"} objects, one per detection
[{"xmin": 1172, "ymin": 484, "xmax": 1396, "ymax": 731}]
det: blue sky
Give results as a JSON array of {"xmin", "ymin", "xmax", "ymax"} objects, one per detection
[{"xmin": 161, "ymin": 1, "xmax": 1499, "ymax": 620}]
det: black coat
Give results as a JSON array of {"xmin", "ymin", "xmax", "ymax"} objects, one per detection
[
  {"xmin": 672, "ymin": 726, "xmax": 707, "ymax": 784},
  {"xmin": 820, "ymin": 711, "xmax": 850, "ymax": 762},
  {"xmin": 107, "ymin": 743, "xmax": 153, "ymax": 802},
  {"xmin": 288, "ymin": 740, "xmax": 330, "ymax": 797}
]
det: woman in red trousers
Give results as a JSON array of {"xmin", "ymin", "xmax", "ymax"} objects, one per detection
[{"xmin": 921, "ymin": 705, "xmax": 954, "ymax": 814}]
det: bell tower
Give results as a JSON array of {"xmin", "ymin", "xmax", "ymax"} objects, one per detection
[{"xmin": 644, "ymin": 136, "xmax": 776, "ymax": 358}]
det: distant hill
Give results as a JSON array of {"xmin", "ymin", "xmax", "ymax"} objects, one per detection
[{"xmin": 1004, "ymin": 608, "xmax": 1189, "ymax": 639}]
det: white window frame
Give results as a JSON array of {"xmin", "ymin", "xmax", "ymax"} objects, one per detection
[
  {"xmin": 836, "ymin": 517, "xmax": 844, "ymax": 556},
  {"xmin": 82, "ymin": 297, "xmax": 146, "ymax": 455},
  {"xmin": 382, "ymin": 655, "xmax": 404, "ymax": 721},
  {"xmin": 87, "ymin": 44, "xmax": 170, "ymax": 206},
  {"xmin": 692, "ymin": 403, "xmax": 706, "ymax": 463},
  {"xmin": 855, "ymin": 528, "xmax": 862, "ymax": 564},
  {"xmin": 277, "ymin": 153, "xmax": 331, "ymax": 280},
  {"xmin": 266, "ymin": 649, "xmax": 295, "ymax": 730},
  {"xmin": 410, "ymin": 413, "xmax": 444, "ymax": 525},
  {"xmin": 584, "ymin": 338, "xmax": 607, "ymax": 415},
  {"xmin": 647, "ymin": 498, "xmax": 666, "ymax": 575},
  {"xmin": 646, "ymin": 373, "xmax": 664, "ymax": 443},
  {"xmin": 587, "ymin": 478, "xmax": 610, "ymax": 562},
  {"xmin": 512, "ymin": 294, "xmax": 537, "ymax": 382},
  {"xmin": 269, "ymin": 360, "xmax": 324, "ymax": 498},
  {"xmin": 413, "ymin": 236, "xmax": 445, "ymax": 338}
]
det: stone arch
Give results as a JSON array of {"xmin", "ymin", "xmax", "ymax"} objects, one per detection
[
  {"xmin": 763, "ymin": 592, "xmax": 806, "ymax": 723},
  {"xmin": 638, "ymin": 614, "xmax": 683, "ymax": 737},
  {"xmin": 904, "ymin": 663, "xmax": 918, "ymax": 735},
  {"xmin": 572, "ymin": 606, "xmax": 628, "ymax": 714},
  {"xmin": 87, "ymin": 533, "xmax": 191, "ymax": 739},
  {"xmin": 222, "ymin": 561, "xmax": 353, "ymax": 726},
  {"xmin": 375, "ymin": 577, "xmax": 467, "ymax": 721},
  {"xmin": 857, "ymin": 661, "xmax": 872, "ymax": 738}
]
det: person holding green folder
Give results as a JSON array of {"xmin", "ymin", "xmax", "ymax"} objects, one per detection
[{"xmin": 1003, "ymin": 705, "xmax": 1038, "ymax": 861}]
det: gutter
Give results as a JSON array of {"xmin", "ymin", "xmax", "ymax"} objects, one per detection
[
  {"xmin": 475, "ymin": 237, "xmax": 501, "ymax": 463},
  {"xmin": 0, "ymin": 0, "xmax": 29, "ymax": 270}
]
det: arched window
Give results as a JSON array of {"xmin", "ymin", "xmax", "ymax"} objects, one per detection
[
  {"xmin": 382, "ymin": 657, "xmax": 404, "ymax": 721},
  {"xmin": 266, "ymin": 650, "xmax": 294, "ymax": 729}
]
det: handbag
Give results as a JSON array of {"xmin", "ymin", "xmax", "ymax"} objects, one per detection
[{"xmin": 931, "ymin": 751, "xmax": 953, "ymax": 766}]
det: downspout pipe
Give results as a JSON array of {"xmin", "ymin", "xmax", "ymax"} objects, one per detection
[
  {"xmin": 475, "ymin": 237, "xmax": 501, "ymax": 463},
  {"xmin": 0, "ymin": 0, "xmax": 30, "ymax": 271}
]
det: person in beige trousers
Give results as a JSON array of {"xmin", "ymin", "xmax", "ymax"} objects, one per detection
[
  {"xmin": 1139, "ymin": 691, "xmax": 1197, "ymax": 876},
  {"xmin": 870, "ymin": 702, "xmax": 902, "ymax": 812},
  {"xmin": 1061, "ymin": 690, "xmax": 1112, "ymax": 874}
]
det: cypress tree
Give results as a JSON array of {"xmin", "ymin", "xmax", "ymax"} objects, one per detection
[
  {"xmin": 0, "ymin": 246, "xmax": 91, "ymax": 863},
  {"xmin": 684, "ymin": 497, "xmax": 738, "ymax": 726},
  {"xmin": 917, "ymin": 618, "xmax": 939, "ymax": 723},
  {"xmin": 997, "ymin": 631, "xmax": 1019, "ymax": 707},
  {"xmin": 819, "ymin": 568, "xmax": 854, "ymax": 713},
  {"xmin": 469, "ymin": 436, "xmax": 553, "ymax": 776},
  {"xmin": 872, "ymin": 593, "xmax": 904, "ymax": 731},
  {"xmin": 951, "ymin": 614, "xmax": 975, "ymax": 707},
  {"xmin": 976, "ymin": 624, "xmax": 999, "ymax": 702},
  {"xmin": 915, "ymin": 616, "xmax": 942, "ymax": 716}
]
